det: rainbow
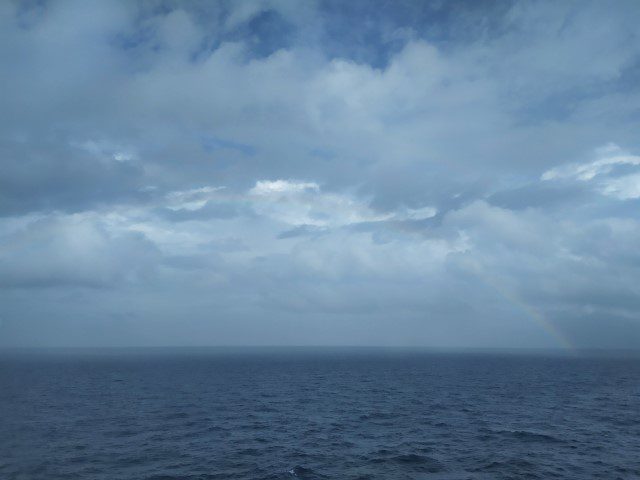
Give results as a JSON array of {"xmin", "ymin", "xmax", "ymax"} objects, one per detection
[{"xmin": 471, "ymin": 267, "xmax": 575, "ymax": 351}]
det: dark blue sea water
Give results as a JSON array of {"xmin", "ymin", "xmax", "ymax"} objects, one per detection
[{"xmin": 1, "ymin": 348, "xmax": 639, "ymax": 480}]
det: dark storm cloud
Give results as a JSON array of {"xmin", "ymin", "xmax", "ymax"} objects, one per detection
[{"xmin": 1, "ymin": 0, "xmax": 640, "ymax": 348}]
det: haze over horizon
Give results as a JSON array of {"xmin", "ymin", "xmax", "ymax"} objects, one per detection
[{"xmin": 1, "ymin": 0, "xmax": 640, "ymax": 349}]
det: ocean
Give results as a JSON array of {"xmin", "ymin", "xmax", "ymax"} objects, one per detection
[{"xmin": 1, "ymin": 348, "xmax": 639, "ymax": 479}]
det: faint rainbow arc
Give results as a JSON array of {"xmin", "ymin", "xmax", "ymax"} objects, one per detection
[{"xmin": 470, "ymin": 268, "xmax": 574, "ymax": 351}]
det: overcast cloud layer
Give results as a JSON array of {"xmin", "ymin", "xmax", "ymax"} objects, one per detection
[{"xmin": 1, "ymin": 0, "xmax": 640, "ymax": 349}]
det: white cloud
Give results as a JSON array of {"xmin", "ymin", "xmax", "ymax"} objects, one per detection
[
  {"xmin": 542, "ymin": 144, "xmax": 640, "ymax": 199},
  {"xmin": 395, "ymin": 205, "xmax": 438, "ymax": 221},
  {"xmin": 0, "ymin": 213, "xmax": 158, "ymax": 288},
  {"xmin": 247, "ymin": 179, "xmax": 388, "ymax": 227},
  {"xmin": 599, "ymin": 173, "xmax": 640, "ymax": 200},
  {"xmin": 165, "ymin": 186, "xmax": 226, "ymax": 211},
  {"xmin": 249, "ymin": 180, "xmax": 320, "ymax": 196},
  {"xmin": 72, "ymin": 139, "xmax": 138, "ymax": 164}
]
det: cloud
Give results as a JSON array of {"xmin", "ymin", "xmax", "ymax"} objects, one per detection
[
  {"xmin": 0, "ymin": 213, "xmax": 158, "ymax": 288},
  {"xmin": 249, "ymin": 179, "xmax": 319, "ymax": 195},
  {"xmin": 247, "ymin": 179, "xmax": 394, "ymax": 227},
  {"xmin": 166, "ymin": 186, "xmax": 227, "ymax": 211},
  {"xmin": 1, "ymin": 1, "xmax": 640, "ymax": 348},
  {"xmin": 542, "ymin": 144, "xmax": 640, "ymax": 199}
]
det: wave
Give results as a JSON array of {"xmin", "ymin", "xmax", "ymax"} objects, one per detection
[
  {"xmin": 369, "ymin": 453, "xmax": 444, "ymax": 473},
  {"xmin": 286, "ymin": 465, "xmax": 327, "ymax": 479},
  {"xmin": 497, "ymin": 429, "xmax": 563, "ymax": 443}
]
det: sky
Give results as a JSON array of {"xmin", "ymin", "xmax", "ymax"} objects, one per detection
[{"xmin": 1, "ymin": 0, "xmax": 640, "ymax": 349}]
